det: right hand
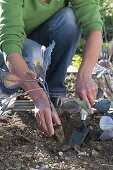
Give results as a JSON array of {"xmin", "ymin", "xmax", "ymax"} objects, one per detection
[
  {"xmin": 76, "ymin": 73, "xmax": 98, "ymax": 114},
  {"xmin": 34, "ymin": 97, "xmax": 61, "ymax": 136}
]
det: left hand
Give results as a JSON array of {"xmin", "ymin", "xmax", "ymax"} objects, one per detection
[
  {"xmin": 35, "ymin": 100, "xmax": 61, "ymax": 136},
  {"xmin": 76, "ymin": 74, "xmax": 98, "ymax": 113}
]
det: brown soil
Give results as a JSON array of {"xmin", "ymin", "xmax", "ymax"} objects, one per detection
[{"xmin": 0, "ymin": 75, "xmax": 113, "ymax": 170}]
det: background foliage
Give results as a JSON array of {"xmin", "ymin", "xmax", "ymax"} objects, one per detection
[
  {"xmin": 100, "ymin": 0, "xmax": 113, "ymax": 41},
  {"xmin": 72, "ymin": 0, "xmax": 113, "ymax": 68}
]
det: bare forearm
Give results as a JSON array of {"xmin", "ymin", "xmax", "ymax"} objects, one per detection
[
  {"xmin": 76, "ymin": 30, "xmax": 103, "ymax": 109},
  {"xmin": 6, "ymin": 53, "xmax": 61, "ymax": 136},
  {"xmin": 6, "ymin": 53, "xmax": 42, "ymax": 104},
  {"xmin": 79, "ymin": 30, "xmax": 103, "ymax": 76}
]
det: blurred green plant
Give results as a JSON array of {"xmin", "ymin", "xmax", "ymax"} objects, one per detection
[
  {"xmin": 72, "ymin": 0, "xmax": 113, "ymax": 70},
  {"xmin": 76, "ymin": 39, "xmax": 86, "ymax": 54},
  {"xmin": 72, "ymin": 54, "xmax": 82, "ymax": 69},
  {"xmin": 99, "ymin": 0, "xmax": 113, "ymax": 41}
]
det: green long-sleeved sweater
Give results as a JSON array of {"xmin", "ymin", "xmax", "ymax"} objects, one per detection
[{"xmin": 0, "ymin": 0, "xmax": 103, "ymax": 56}]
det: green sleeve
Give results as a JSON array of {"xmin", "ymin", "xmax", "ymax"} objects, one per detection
[
  {"xmin": 70, "ymin": 0, "xmax": 103, "ymax": 38},
  {"xmin": 0, "ymin": 0, "xmax": 26, "ymax": 56}
]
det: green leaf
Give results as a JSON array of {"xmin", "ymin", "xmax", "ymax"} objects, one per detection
[
  {"xmin": 93, "ymin": 99, "xmax": 111, "ymax": 113},
  {"xmin": 73, "ymin": 98, "xmax": 90, "ymax": 113}
]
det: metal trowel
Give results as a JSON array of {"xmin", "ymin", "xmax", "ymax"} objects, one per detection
[
  {"xmin": 68, "ymin": 89, "xmax": 104, "ymax": 147},
  {"xmin": 68, "ymin": 108, "xmax": 90, "ymax": 147}
]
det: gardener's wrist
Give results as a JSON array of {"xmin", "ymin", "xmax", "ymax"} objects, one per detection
[
  {"xmin": 34, "ymin": 95, "xmax": 51, "ymax": 109},
  {"xmin": 78, "ymin": 68, "xmax": 92, "ymax": 78}
]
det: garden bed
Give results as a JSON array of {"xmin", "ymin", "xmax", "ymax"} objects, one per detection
[{"xmin": 0, "ymin": 75, "xmax": 113, "ymax": 170}]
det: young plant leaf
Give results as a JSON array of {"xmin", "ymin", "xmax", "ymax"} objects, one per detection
[
  {"xmin": 100, "ymin": 115, "xmax": 113, "ymax": 131},
  {"xmin": 33, "ymin": 64, "xmax": 44, "ymax": 79},
  {"xmin": 99, "ymin": 130, "xmax": 113, "ymax": 141},
  {"xmin": 0, "ymin": 94, "xmax": 17, "ymax": 116},
  {"xmin": 93, "ymin": 99, "xmax": 111, "ymax": 113},
  {"xmin": 73, "ymin": 98, "xmax": 90, "ymax": 114},
  {"xmin": 96, "ymin": 88, "xmax": 104, "ymax": 99},
  {"xmin": 3, "ymin": 73, "xmax": 20, "ymax": 89},
  {"xmin": 43, "ymin": 40, "xmax": 55, "ymax": 78}
]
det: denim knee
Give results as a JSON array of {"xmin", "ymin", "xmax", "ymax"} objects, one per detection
[
  {"xmin": 60, "ymin": 7, "xmax": 78, "ymax": 28},
  {"xmin": 61, "ymin": 8, "xmax": 81, "ymax": 38},
  {"xmin": 49, "ymin": 7, "xmax": 81, "ymax": 40}
]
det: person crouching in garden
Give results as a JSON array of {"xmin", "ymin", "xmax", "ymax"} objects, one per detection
[{"xmin": 0, "ymin": 0, "xmax": 103, "ymax": 136}]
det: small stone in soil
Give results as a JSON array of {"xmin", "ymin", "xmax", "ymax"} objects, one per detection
[
  {"xmin": 36, "ymin": 162, "xmax": 49, "ymax": 169},
  {"xmin": 62, "ymin": 145, "xmax": 71, "ymax": 152},
  {"xmin": 36, "ymin": 162, "xmax": 43, "ymax": 168},
  {"xmin": 52, "ymin": 163, "xmax": 59, "ymax": 167},
  {"xmin": 40, "ymin": 165, "xmax": 49, "ymax": 170},
  {"xmin": 96, "ymin": 145, "xmax": 103, "ymax": 151},
  {"xmin": 78, "ymin": 151, "xmax": 89, "ymax": 156},
  {"xmin": 54, "ymin": 156, "xmax": 59, "ymax": 160},
  {"xmin": 82, "ymin": 161, "xmax": 88, "ymax": 168},
  {"xmin": 91, "ymin": 149, "xmax": 99, "ymax": 156},
  {"xmin": 89, "ymin": 163, "xmax": 94, "ymax": 168},
  {"xmin": 0, "ymin": 136, "xmax": 3, "ymax": 139},
  {"xmin": 73, "ymin": 145, "xmax": 81, "ymax": 153},
  {"xmin": 83, "ymin": 162, "xmax": 88, "ymax": 165},
  {"xmin": 64, "ymin": 156, "xmax": 70, "ymax": 161},
  {"xmin": 58, "ymin": 151, "xmax": 63, "ymax": 156},
  {"xmin": 36, "ymin": 165, "xmax": 40, "ymax": 169}
]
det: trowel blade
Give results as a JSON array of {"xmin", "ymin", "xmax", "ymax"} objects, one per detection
[{"xmin": 68, "ymin": 125, "xmax": 90, "ymax": 147}]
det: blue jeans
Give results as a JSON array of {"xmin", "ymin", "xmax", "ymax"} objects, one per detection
[{"xmin": 0, "ymin": 7, "xmax": 81, "ymax": 96}]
